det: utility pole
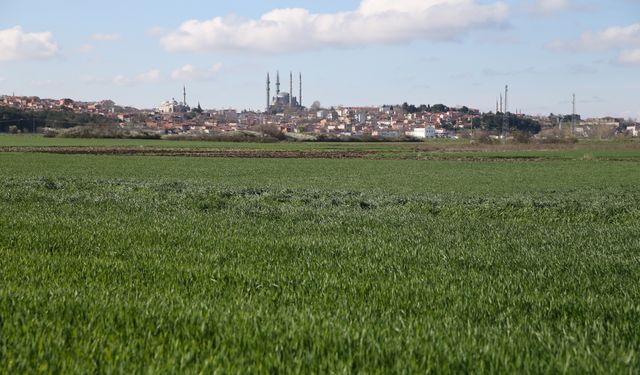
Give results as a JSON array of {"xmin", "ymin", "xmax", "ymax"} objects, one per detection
[
  {"xmin": 472, "ymin": 115, "xmax": 477, "ymax": 141},
  {"xmin": 572, "ymin": 93, "xmax": 576, "ymax": 136}
]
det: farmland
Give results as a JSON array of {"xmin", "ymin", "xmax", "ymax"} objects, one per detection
[
  {"xmin": 1, "ymin": 134, "xmax": 640, "ymax": 161},
  {"xmin": 0, "ymin": 136, "xmax": 639, "ymax": 373}
]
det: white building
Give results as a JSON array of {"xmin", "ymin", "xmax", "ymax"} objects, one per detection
[
  {"xmin": 411, "ymin": 126, "xmax": 436, "ymax": 139},
  {"xmin": 158, "ymin": 98, "xmax": 189, "ymax": 114}
]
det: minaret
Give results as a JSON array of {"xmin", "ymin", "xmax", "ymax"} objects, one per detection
[
  {"xmin": 183, "ymin": 85, "xmax": 187, "ymax": 106},
  {"xmin": 266, "ymin": 73, "xmax": 271, "ymax": 111},
  {"xmin": 499, "ymin": 93, "xmax": 503, "ymax": 113},
  {"xmin": 289, "ymin": 71, "xmax": 293, "ymax": 107},
  {"xmin": 276, "ymin": 71, "xmax": 280, "ymax": 95},
  {"xmin": 496, "ymin": 99, "xmax": 499, "ymax": 113},
  {"xmin": 504, "ymin": 85, "xmax": 508, "ymax": 114},
  {"xmin": 299, "ymin": 72, "xmax": 302, "ymax": 107},
  {"xmin": 502, "ymin": 85, "xmax": 509, "ymax": 141}
]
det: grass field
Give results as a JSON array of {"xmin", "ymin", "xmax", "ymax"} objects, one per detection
[{"xmin": 1, "ymin": 137, "xmax": 639, "ymax": 373}]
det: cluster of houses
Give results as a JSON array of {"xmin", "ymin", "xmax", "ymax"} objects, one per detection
[
  {"xmin": 2, "ymin": 94, "xmax": 638, "ymax": 138},
  {"xmin": 142, "ymin": 103, "xmax": 481, "ymax": 139},
  {"xmin": 1, "ymin": 95, "xmax": 122, "ymax": 115}
]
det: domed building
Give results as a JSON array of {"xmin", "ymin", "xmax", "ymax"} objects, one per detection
[
  {"xmin": 266, "ymin": 71, "xmax": 303, "ymax": 113},
  {"xmin": 158, "ymin": 86, "xmax": 190, "ymax": 114}
]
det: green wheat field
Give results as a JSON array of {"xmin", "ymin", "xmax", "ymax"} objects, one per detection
[{"xmin": 1, "ymin": 136, "xmax": 639, "ymax": 373}]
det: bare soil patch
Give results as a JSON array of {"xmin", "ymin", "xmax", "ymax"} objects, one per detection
[{"xmin": 0, "ymin": 147, "xmax": 377, "ymax": 159}]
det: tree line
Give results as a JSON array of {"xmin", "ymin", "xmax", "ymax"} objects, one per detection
[
  {"xmin": 0, "ymin": 106, "xmax": 118, "ymax": 133},
  {"xmin": 400, "ymin": 103, "xmax": 477, "ymax": 114},
  {"xmin": 472, "ymin": 113, "xmax": 541, "ymax": 134}
]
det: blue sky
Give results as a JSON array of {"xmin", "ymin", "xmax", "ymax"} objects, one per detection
[{"xmin": 1, "ymin": 0, "xmax": 638, "ymax": 118}]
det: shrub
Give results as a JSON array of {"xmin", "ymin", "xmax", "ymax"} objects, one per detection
[{"xmin": 57, "ymin": 125, "xmax": 161, "ymax": 139}]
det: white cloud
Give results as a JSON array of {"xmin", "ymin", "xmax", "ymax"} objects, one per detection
[
  {"xmin": 135, "ymin": 69, "xmax": 162, "ymax": 83},
  {"xmin": 483, "ymin": 66, "xmax": 537, "ymax": 76},
  {"xmin": 90, "ymin": 33, "xmax": 121, "ymax": 42},
  {"xmin": 31, "ymin": 79, "xmax": 60, "ymax": 87},
  {"xmin": 619, "ymin": 49, "xmax": 640, "ymax": 65},
  {"xmin": 564, "ymin": 23, "xmax": 640, "ymax": 51},
  {"xmin": 0, "ymin": 26, "xmax": 58, "ymax": 62},
  {"xmin": 548, "ymin": 23, "xmax": 640, "ymax": 52},
  {"xmin": 548, "ymin": 23, "xmax": 640, "ymax": 66},
  {"xmin": 82, "ymin": 75, "xmax": 106, "ymax": 84},
  {"xmin": 171, "ymin": 63, "xmax": 223, "ymax": 81},
  {"xmin": 567, "ymin": 63, "xmax": 598, "ymax": 74},
  {"xmin": 79, "ymin": 44, "xmax": 95, "ymax": 53},
  {"xmin": 529, "ymin": 0, "xmax": 572, "ymax": 14},
  {"xmin": 112, "ymin": 74, "xmax": 131, "ymax": 86},
  {"xmin": 87, "ymin": 69, "xmax": 162, "ymax": 86},
  {"xmin": 159, "ymin": 0, "xmax": 509, "ymax": 54},
  {"xmin": 147, "ymin": 27, "xmax": 166, "ymax": 37}
]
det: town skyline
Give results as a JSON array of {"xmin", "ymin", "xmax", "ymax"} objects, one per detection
[{"xmin": 1, "ymin": 0, "xmax": 639, "ymax": 119}]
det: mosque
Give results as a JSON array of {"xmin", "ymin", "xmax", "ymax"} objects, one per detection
[
  {"xmin": 158, "ymin": 86, "xmax": 190, "ymax": 114},
  {"xmin": 266, "ymin": 71, "xmax": 303, "ymax": 113}
]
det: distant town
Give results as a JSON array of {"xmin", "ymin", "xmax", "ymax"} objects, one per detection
[{"xmin": 1, "ymin": 74, "xmax": 638, "ymax": 140}]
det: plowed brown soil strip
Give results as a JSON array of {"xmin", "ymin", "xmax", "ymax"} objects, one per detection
[
  {"xmin": 0, "ymin": 146, "xmax": 377, "ymax": 159},
  {"xmin": 2, "ymin": 145, "xmax": 638, "ymax": 162}
]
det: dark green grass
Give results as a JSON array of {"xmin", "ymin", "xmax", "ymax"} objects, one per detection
[
  {"xmin": 415, "ymin": 148, "xmax": 640, "ymax": 161},
  {"xmin": 0, "ymin": 153, "xmax": 638, "ymax": 195},
  {"xmin": 0, "ymin": 153, "xmax": 639, "ymax": 373}
]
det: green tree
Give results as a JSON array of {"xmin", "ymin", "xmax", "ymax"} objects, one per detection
[
  {"xmin": 431, "ymin": 104, "xmax": 449, "ymax": 113},
  {"xmin": 193, "ymin": 102, "xmax": 204, "ymax": 114},
  {"xmin": 474, "ymin": 112, "xmax": 541, "ymax": 134}
]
